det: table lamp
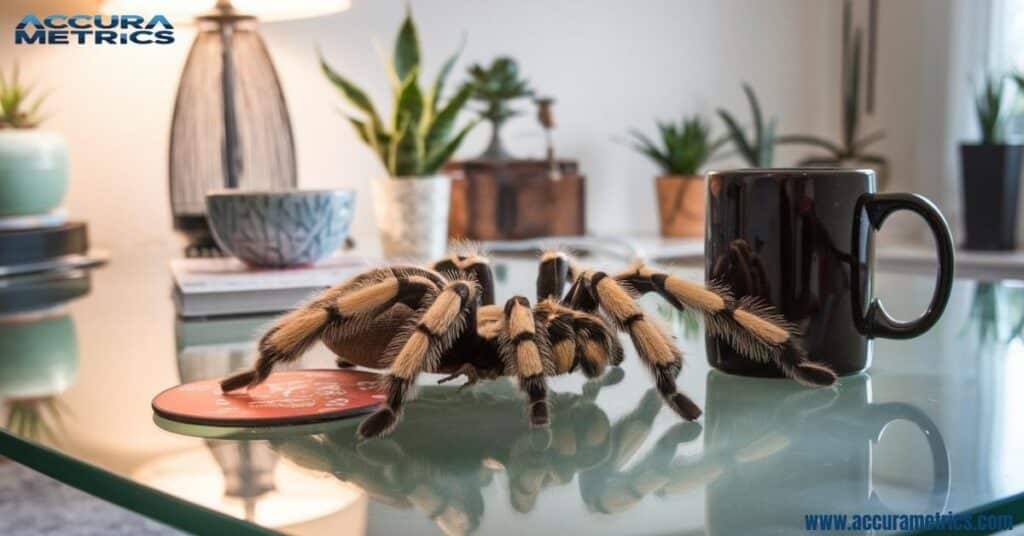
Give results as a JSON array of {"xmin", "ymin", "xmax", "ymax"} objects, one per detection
[{"xmin": 103, "ymin": 0, "xmax": 350, "ymax": 255}]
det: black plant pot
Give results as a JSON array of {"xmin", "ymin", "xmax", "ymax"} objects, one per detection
[{"xmin": 960, "ymin": 143, "xmax": 1024, "ymax": 250}]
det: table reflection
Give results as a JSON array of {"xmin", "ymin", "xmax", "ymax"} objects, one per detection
[{"xmin": 0, "ymin": 270, "xmax": 91, "ymax": 445}]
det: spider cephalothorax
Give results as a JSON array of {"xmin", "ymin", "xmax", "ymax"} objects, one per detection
[{"xmin": 221, "ymin": 250, "xmax": 837, "ymax": 439}]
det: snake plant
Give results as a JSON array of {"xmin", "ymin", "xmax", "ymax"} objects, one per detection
[
  {"xmin": 627, "ymin": 116, "xmax": 725, "ymax": 176},
  {"xmin": 0, "ymin": 63, "xmax": 47, "ymax": 129},
  {"xmin": 717, "ymin": 83, "xmax": 776, "ymax": 167},
  {"xmin": 465, "ymin": 56, "xmax": 533, "ymax": 159},
  {"xmin": 973, "ymin": 73, "xmax": 1013, "ymax": 144},
  {"xmin": 319, "ymin": 9, "xmax": 478, "ymax": 176},
  {"xmin": 777, "ymin": 1, "xmax": 885, "ymax": 164}
]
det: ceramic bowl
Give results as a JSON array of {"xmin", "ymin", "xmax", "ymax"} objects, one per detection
[{"xmin": 206, "ymin": 189, "xmax": 355, "ymax": 267}]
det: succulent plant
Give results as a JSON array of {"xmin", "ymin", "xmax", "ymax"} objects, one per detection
[
  {"xmin": 0, "ymin": 63, "xmax": 47, "ymax": 129},
  {"xmin": 319, "ymin": 9, "xmax": 477, "ymax": 177},
  {"xmin": 717, "ymin": 83, "xmax": 776, "ymax": 167},
  {"xmin": 777, "ymin": 1, "xmax": 885, "ymax": 165},
  {"xmin": 627, "ymin": 116, "xmax": 725, "ymax": 176},
  {"xmin": 465, "ymin": 57, "xmax": 533, "ymax": 159},
  {"xmin": 973, "ymin": 73, "xmax": 1013, "ymax": 145}
]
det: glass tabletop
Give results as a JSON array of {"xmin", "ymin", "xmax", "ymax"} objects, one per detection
[{"xmin": 1, "ymin": 246, "xmax": 1023, "ymax": 535}]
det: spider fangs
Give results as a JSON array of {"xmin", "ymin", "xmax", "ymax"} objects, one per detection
[{"xmin": 220, "ymin": 251, "xmax": 837, "ymax": 439}]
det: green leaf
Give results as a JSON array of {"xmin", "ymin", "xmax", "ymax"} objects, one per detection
[
  {"xmin": 852, "ymin": 129, "xmax": 885, "ymax": 152},
  {"xmin": 741, "ymin": 83, "xmax": 763, "ymax": 156},
  {"xmin": 974, "ymin": 74, "xmax": 1008, "ymax": 144},
  {"xmin": 759, "ymin": 118, "xmax": 776, "ymax": 166},
  {"xmin": 843, "ymin": 29, "xmax": 863, "ymax": 150},
  {"xmin": 389, "ymin": 112, "xmax": 419, "ymax": 176},
  {"xmin": 346, "ymin": 115, "xmax": 371, "ymax": 144},
  {"xmin": 392, "ymin": 69, "xmax": 424, "ymax": 133},
  {"xmin": 319, "ymin": 50, "xmax": 384, "ymax": 131},
  {"xmin": 393, "ymin": 7, "xmax": 420, "ymax": 83},
  {"xmin": 423, "ymin": 120, "xmax": 478, "ymax": 173},
  {"xmin": 708, "ymin": 134, "xmax": 731, "ymax": 156},
  {"xmin": 424, "ymin": 82, "xmax": 473, "ymax": 155},
  {"xmin": 626, "ymin": 128, "xmax": 673, "ymax": 173},
  {"xmin": 716, "ymin": 108, "xmax": 756, "ymax": 166}
]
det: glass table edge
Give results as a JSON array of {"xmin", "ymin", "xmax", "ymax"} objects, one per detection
[{"xmin": 0, "ymin": 428, "xmax": 279, "ymax": 536}]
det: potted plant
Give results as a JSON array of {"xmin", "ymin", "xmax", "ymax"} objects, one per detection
[
  {"xmin": 319, "ymin": 10, "xmax": 477, "ymax": 258},
  {"xmin": 778, "ymin": 0, "xmax": 887, "ymax": 188},
  {"xmin": 959, "ymin": 73, "xmax": 1022, "ymax": 251},
  {"xmin": 0, "ymin": 63, "xmax": 68, "ymax": 218},
  {"xmin": 1, "ymin": 309, "xmax": 78, "ymax": 445},
  {"xmin": 466, "ymin": 57, "xmax": 533, "ymax": 160},
  {"xmin": 717, "ymin": 83, "xmax": 777, "ymax": 167},
  {"xmin": 627, "ymin": 116, "xmax": 724, "ymax": 237}
]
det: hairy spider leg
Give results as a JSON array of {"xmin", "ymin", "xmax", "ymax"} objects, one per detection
[
  {"xmin": 579, "ymin": 270, "xmax": 702, "ymax": 421},
  {"xmin": 614, "ymin": 263, "xmax": 836, "ymax": 387},
  {"xmin": 536, "ymin": 250, "xmax": 571, "ymax": 301},
  {"xmin": 500, "ymin": 296, "xmax": 554, "ymax": 427},
  {"xmin": 432, "ymin": 254, "xmax": 496, "ymax": 306},
  {"xmin": 219, "ymin": 266, "xmax": 444, "ymax": 392},
  {"xmin": 538, "ymin": 251, "xmax": 623, "ymax": 375},
  {"xmin": 358, "ymin": 279, "xmax": 479, "ymax": 439},
  {"xmin": 535, "ymin": 299, "xmax": 623, "ymax": 377}
]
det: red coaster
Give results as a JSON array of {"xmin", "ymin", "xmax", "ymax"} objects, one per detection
[{"xmin": 152, "ymin": 369, "xmax": 385, "ymax": 427}]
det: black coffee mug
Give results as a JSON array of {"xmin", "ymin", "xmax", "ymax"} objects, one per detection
[{"xmin": 704, "ymin": 168, "xmax": 955, "ymax": 377}]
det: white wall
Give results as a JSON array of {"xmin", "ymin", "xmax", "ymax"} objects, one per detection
[{"xmin": 2, "ymin": 0, "xmax": 970, "ymax": 253}]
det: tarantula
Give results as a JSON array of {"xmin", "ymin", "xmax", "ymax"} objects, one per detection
[{"xmin": 220, "ymin": 250, "xmax": 837, "ymax": 439}]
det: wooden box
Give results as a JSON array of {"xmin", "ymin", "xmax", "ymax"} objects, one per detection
[{"xmin": 446, "ymin": 159, "xmax": 585, "ymax": 240}]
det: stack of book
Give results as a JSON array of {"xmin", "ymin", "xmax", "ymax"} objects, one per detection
[{"xmin": 171, "ymin": 255, "xmax": 368, "ymax": 318}]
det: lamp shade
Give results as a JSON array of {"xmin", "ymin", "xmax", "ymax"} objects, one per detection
[{"xmin": 101, "ymin": 0, "xmax": 350, "ymax": 23}]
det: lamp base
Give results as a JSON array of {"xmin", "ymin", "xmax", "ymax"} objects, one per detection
[
  {"xmin": 173, "ymin": 214, "xmax": 223, "ymax": 258},
  {"xmin": 168, "ymin": 17, "xmax": 297, "ymax": 256}
]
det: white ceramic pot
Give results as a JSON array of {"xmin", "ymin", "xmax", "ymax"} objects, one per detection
[{"xmin": 372, "ymin": 174, "xmax": 451, "ymax": 259}]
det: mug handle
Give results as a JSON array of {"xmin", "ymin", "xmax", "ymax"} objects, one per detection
[
  {"xmin": 864, "ymin": 402, "xmax": 950, "ymax": 513},
  {"xmin": 851, "ymin": 193, "xmax": 955, "ymax": 339}
]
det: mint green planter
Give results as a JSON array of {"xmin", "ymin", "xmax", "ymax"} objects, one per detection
[
  {"xmin": 0, "ymin": 130, "xmax": 69, "ymax": 216},
  {"xmin": 0, "ymin": 312, "xmax": 78, "ymax": 399}
]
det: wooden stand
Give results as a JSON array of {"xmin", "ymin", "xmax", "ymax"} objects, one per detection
[{"xmin": 446, "ymin": 159, "xmax": 585, "ymax": 240}]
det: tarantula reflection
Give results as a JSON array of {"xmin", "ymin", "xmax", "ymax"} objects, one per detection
[{"xmin": 221, "ymin": 251, "xmax": 837, "ymax": 438}]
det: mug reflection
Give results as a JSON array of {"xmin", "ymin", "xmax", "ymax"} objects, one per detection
[{"xmin": 702, "ymin": 370, "xmax": 950, "ymax": 535}]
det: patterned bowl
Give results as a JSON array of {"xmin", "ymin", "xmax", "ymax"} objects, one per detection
[{"xmin": 206, "ymin": 189, "xmax": 355, "ymax": 267}]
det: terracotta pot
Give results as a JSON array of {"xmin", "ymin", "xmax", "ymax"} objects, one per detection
[{"xmin": 656, "ymin": 175, "xmax": 705, "ymax": 238}]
